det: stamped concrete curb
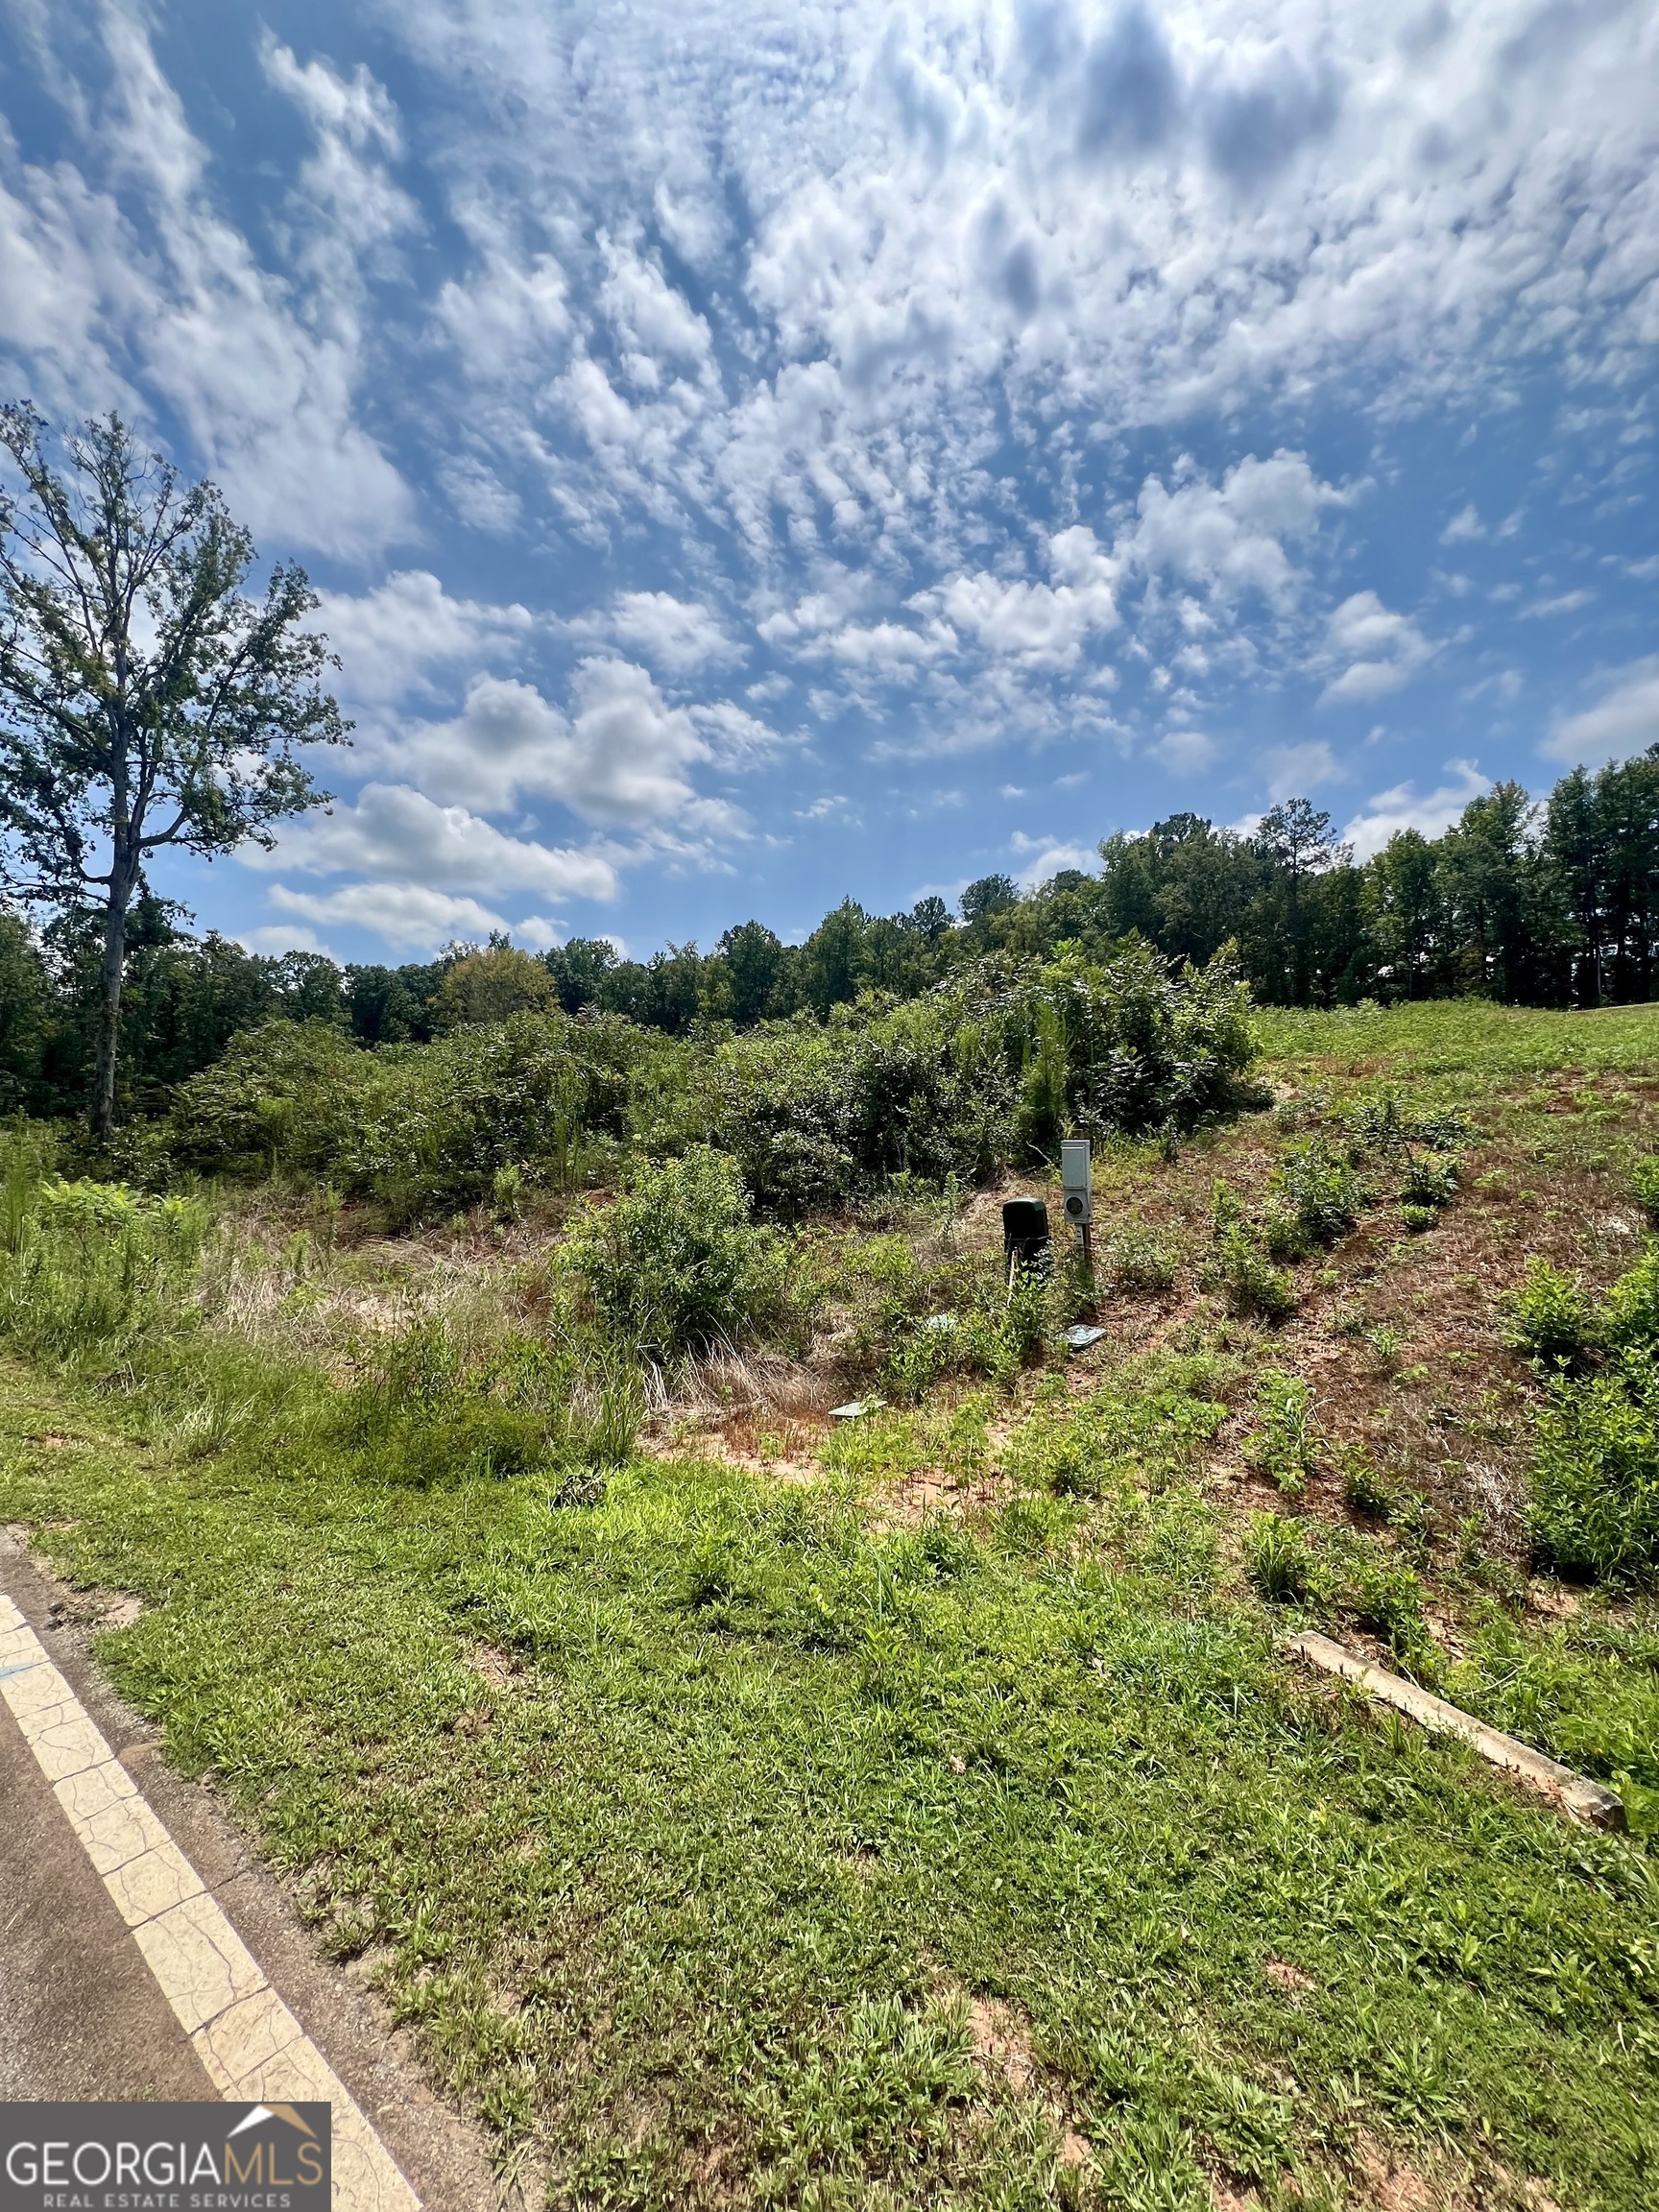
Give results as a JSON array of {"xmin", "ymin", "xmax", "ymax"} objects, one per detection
[
  {"xmin": 1284, "ymin": 1628, "xmax": 1626, "ymax": 1831},
  {"xmin": 0, "ymin": 1592, "xmax": 421, "ymax": 2209}
]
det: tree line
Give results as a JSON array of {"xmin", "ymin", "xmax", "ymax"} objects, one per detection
[
  {"xmin": 4, "ymin": 755, "xmax": 1657, "ymax": 1124},
  {"xmin": 4, "ymin": 407, "xmax": 1657, "ymax": 1136}
]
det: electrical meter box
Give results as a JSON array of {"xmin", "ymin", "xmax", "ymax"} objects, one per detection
[{"xmin": 1060, "ymin": 1138, "xmax": 1093, "ymax": 1226}]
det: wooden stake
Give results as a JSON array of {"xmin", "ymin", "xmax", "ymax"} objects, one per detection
[{"xmin": 1284, "ymin": 1630, "xmax": 1625, "ymax": 1830}]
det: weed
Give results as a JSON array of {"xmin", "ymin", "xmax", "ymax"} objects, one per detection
[
  {"xmin": 1245, "ymin": 1512, "xmax": 1310, "ymax": 1601},
  {"xmin": 1603, "ymin": 1240, "xmax": 1659, "ymax": 1355},
  {"xmin": 1632, "ymin": 1156, "xmax": 1659, "ymax": 1228},
  {"xmin": 492, "ymin": 1163, "xmax": 525, "ymax": 1222},
  {"xmin": 1401, "ymin": 1154, "xmax": 1459, "ymax": 1211},
  {"xmin": 565, "ymin": 1146, "xmax": 791, "ymax": 1367},
  {"xmin": 562, "ymin": 1355, "xmax": 645, "ymax": 1469},
  {"xmin": 1401, "ymin": 1203, "xmax": 1438, "ymax": 1234},
  {"xmin": 1251, "ymin": 1369, "xmax": 1319, "ymax": 1495},
  {"xmin": 1530, "ymin": 1353, "xmax": 1659, "ymax": 1584},
  {"xmin": 1501, "ymin": 1257, "xmax": 1599, "ymax": 1372},
  {"xmin": 1104, "ymin": 1225, "xmax": 1178, "ymax": 1294},
  {"xmin": 1212, "ymin": 1224, "xmax": 1297, "ymax": 1322},
  {"xmin": 1339, "ymin": 1445, "xmax": 1394, "ymax": 1520},
  {"xmin": 1262, "ymin": 1208, "xmax": 1310, "ymax": 1262},
  {"xmin": 1274, "ymin": 1137, "xmax": 1363, "ymax": 1246}
]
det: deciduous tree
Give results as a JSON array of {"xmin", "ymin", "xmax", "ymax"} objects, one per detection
[{"xmin": 0, "ymin": 406, "xmax": 345, "ymax": 1139}]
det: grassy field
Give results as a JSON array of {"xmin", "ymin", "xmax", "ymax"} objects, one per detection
[{"xmin": 3, "ymin": 998, "xmax": 1658, "ymax": 2211}]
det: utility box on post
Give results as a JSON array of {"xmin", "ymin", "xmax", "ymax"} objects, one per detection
[
  {"xmin": 1060, "ymin": 1137, "xmax": 1094, "ymax": 1272},
  {"xmin": 1060, "ymin": 1139, "xmax": 1092, "ymax": 1227}
]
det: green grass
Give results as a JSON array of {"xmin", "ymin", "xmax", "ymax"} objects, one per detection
[
  {"xmin": 3, "ymin": 1359, "xmax": 1658, "ymax": 2210},
  {"xmin": 5, "ymin": 999, "xmax": 1659, "ymax": 2208},
  {"xmin": 1256, "ymin": 998, "xmax": 1659, "ymax": 1084}
]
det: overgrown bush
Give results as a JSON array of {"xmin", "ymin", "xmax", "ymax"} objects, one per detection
[
  {"xmin": 1530, "ymin": 1353, "xmax": 1659, "ymax": 1584},
  {"xmin": 708, "ymin": 941, "xmax": 1261, "ymax": 1215},
  {"xmin": 1501, "ymin": 1257, "xmax": 1599, "ymax": 1372},
  {"xmin": 565, "ymin": 1146, "xmax": 790, "ymax": 1366},
  {"xmin": 1632, "ymin": 1155, "xmax": 1659, "ymax": 1227},
  {"xmin": 158, "ymin": 1009, "xmax": 643, "ymax": 1219},
  {"xmin": 0, "ymin": 1144, "xmax": 208, "ymax": 1365}
]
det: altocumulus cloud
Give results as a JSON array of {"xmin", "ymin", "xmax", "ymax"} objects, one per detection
[{"xmin": 1, "ymin": 0, "xmax": 1654, "ymax": 954}]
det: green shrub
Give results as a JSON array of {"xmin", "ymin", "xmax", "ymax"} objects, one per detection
[
  {"xmin": 565, "ymin": 1146, "xmax": 789, "ymax": 1365},
  {"xmin": 1632, "ymin": 1156, "xmax": 1659, "ymax": 1227},
  {"xmin": 710, "ymin": 941, "xmax": 1261, "ymax": 1214},
  {"xmin": 1602, "ymin": 1240, "xmax": 1659, "ymax": 1354},
  {"xmin": 1262, "ymin": 1209, "xmax": 1310, "ymax": 1262},
  {"xmin": 161, "ymin": 1009, "xmax": 642, "ymax": 1219},
  {"xmin": 1400, "ymin": 1203, "xmax": 1438, "ymax": 1235},
  {"xmin": 1274, "ymin": 1138, "xmax": 1362, "ymax": 1246},
  {"xmin": 1245, "ymin": 1512, "xmax": 1310, "ymax": 1602},
  {"xmin": 1212, "ymin": 1225, "xmax": 1296, "ymax": 1322},
  {"xmin": 0, "ymin": 1161, "xmax": 208, "ymax": 1365},
  {"xmin": 1500, "ymin": 1257, "xmax": 1599, "ymax": 1371},
  {"xmin": 1343, "ymin": 1548, "xmax": 1431, "ymax": 1662},
  {"xmin": 1530, "ymin": 1354, "xmax": 1659, "ymax": 1584}
]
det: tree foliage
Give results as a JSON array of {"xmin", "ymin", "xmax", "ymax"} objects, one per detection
[{"xmin": 0, "ymin": 406, "xmax": 344, "ymax": 1137}]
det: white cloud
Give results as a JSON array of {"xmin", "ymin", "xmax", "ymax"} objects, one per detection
[
  {"xmin": 353, "ymin": 662, "xmax": 748, "ymax": 831},
  {"xmin": 1541, "ymin": 659, "xmax": 1659, "ymax": 766},
  {"xmin": 1125, "ymin": 453, "xmax": 1343, "ymax": 608},
  {"xmin": 1318, "ymin": 592, "xmax": 1433, "ymax": 706},
  {"xmin": 604, "ymin": 591, "xmax": 742, "ymax": 674},
  {"xmin": 316, "ymin": 572, "xmax": 534, "ymax": 706},
  {"xmin": 1009, "ymin": 832, "xmax": 1098, "ymax": 886},
  {"xmin": 267, "ymin": 881, "xmax": 516, "ymax": 950},
  {"xmin": 252, "ymin": 782, "xmax": 620, "ymax": 902},
  {"xmin": 1340, "ymin": 761, "xmax": 1490, "ymax": 860},
  {"xmin": 1262, "ymin": 740, "xmax": 1344, "ymax": 802},
  {"xmin": 691, "ymin": 700, "xmax": 790, "ymax": 766},
  {"xmin": 241, "ymin": 923, "xmax": 326, "ymax": 955},
  {"xmin": 435, "ymin": 246, "xmax": 569, "ymax": 386},
  {"xmin": 1440, "ymin": 504, "xmax": 1484, "ymax": 543},
  {"xmin": 924, "ymin": 526, "xmax": 1119, "ymax": 672},
  {"xmin": 600, "ymin": 232, "xmax": 714, "ymax": 376},
  {"xmin": 563, "ymin": 659, "xmax": 733, "ymax": 828},
  {"xmin": 1150, "ymin": 729, "xmax": 1217, "ymax": 776},
  {"xmin": 111, "ymin": 12, "xmax": 413, "ymax": 556},
  {"xmin": 1518, "ymin": 589, "xmax": 1595, "ymax": 619},
  {"xmin": 260, "ymin": 38, "xmax": 420, "ymax": 264}
]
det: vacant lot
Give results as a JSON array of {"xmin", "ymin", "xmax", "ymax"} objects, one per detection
[{"xmin": 3, "ymin": 998, "xmax": 1657, "ymax": 2211}]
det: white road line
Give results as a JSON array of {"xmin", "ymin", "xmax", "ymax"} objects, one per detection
[{"xmin": 0, "ymin": 1595, "xmax": 421, "ymax": 2212}]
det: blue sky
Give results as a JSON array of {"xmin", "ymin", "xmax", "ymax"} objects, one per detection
[{"xmin": 2, "ymin": 0, "xmax": 1655, "ymax": 962}]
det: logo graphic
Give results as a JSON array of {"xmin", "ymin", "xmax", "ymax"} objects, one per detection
[{"xmin": 0, "ymin": 2101, "xmax": 331, "ymax": 2212}]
